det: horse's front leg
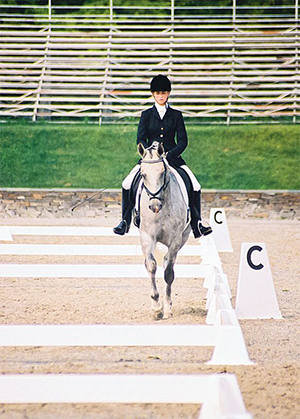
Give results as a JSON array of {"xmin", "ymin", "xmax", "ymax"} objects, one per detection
[
  {"xmin": 141, "ymin": 235, "xmax": 162, "ymax": 320},
  {"xmin": 163, "ymin": 250, "xmax": 178, "ymax": 319}
]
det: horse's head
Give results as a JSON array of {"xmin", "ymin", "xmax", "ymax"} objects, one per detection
[{"xmin": 138, "ymin": 142, "xmax": 169, "ymax": 214}]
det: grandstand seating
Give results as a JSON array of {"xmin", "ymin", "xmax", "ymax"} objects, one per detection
[{"xmin": 0, "ymin": 3, "xmax": 299, "ymax": 124}]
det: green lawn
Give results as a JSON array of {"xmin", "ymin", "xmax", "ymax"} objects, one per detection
[{"xmin": 0, "ymin": 122, "xmax": 299, "ymax": 190}]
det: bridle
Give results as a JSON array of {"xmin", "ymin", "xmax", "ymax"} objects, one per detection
[{"xmin": 141, "ymin": 157, "xmax": 170, "ymax": 203}]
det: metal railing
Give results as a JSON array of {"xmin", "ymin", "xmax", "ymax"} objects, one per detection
[
  {"xmin": 1, "ymin": 0, "xmax": 299, "ymax": 21},
  {"xmin": 0, "ymin": 1, "xmax": 299, "ymax": 124}
]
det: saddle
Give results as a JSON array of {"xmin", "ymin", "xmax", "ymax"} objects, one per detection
[
  {"xmin": 172, "ymin": 166, "xmax": 193, "ymax": 204},
  {"xmin": 129, "ymin": 165, "xmax": 193, "ymax": 228}
]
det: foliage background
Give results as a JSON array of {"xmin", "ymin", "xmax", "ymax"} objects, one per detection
[{"xmin": 0, "ymin": 0, "xmax": 295, "ymax": 16}]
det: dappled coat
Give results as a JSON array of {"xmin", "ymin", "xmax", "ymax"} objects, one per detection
[{"xmin": 137, "ymin": 105, "xmax": 188, "ymax": 168}]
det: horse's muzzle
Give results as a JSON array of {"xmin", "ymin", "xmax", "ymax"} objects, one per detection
[{"xmin": 149, "ymin": 200, "xmax": 162, "ymax": 213}]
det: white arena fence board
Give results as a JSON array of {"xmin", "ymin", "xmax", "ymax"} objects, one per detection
[
  {"xmin": 0, "ymin": 221, "xmax": 253, "ymax": 366},
  {"xmin": 0, "ymin": 219, "xmax": 253, "ymax": 373},
  {"xmin": 0, "ymin": 263, "xmax": 209, "ymax": 279},
  {"xmin": 0, "ymin": 243, "xmax": 203, "ymax": 256},
  {"xmin": 0, "ymin": 324, "xmax": 219, "ymax": 347},
  {"xmin": 5, "ymin": 226, "xmax": 140, "ymax": 237},
  {"xmin": 0, "ymin": 374, "xmax": 213, "ymax": 404},
  {"xmin": 0, "ymin": 322, "xmax": 254, "ymax": 365},
  {"xmin": 0, "ymin": 373, "xmax": 253, "ymax": 419}
]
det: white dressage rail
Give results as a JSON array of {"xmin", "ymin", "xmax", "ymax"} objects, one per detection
[
  {"xmin": 0, "ymin": 225, "xmax": 222, "ymax": 264},
  {"xmin": 0, "ymin": 373, "xmax": 252, "ymax": 419},
  {"xmin": 0, "ymin": 263, "xmax": 210, "ymax": 278},
  {"xmin": 0, "ymin": 223, "xmax": 253, "ymax": 416},
  {"xmin": 0, "ymin": 324, "xmax": 227, "ymax": 347},
  {"xmin": 0, "ymin": 243, "xmax": 202, "ymax": 256},
  {"xmin": 0, "ymin": 223, "xmax": 252, "ymax": 365},
  {"xmin": 0, "ymin": 226, "xmax": 139, "ymax": 239},
  {"xmin": 0, "ymin": 310, "xmax": 253, "ymax": 366},
  {"xmin": 0, "ymin": 243, "xmax": 222, "ymax": 267}
]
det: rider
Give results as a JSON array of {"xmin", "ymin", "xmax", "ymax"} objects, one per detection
[{"xmin": 113, "ymin": 74, "xmax": 212, "ymax": 238}]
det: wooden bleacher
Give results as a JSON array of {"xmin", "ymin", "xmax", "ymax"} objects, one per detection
[{"xmin": 0, "ymin": 3, "xmax": 299, "ymax": 124}]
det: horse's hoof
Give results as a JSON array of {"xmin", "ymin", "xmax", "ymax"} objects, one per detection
[
  {"xmin": 163, "ymin": 311, "xmax": 173, "ymax": 320},
  {"xmin": 162, "ymin": 301, "xmax": 173, "ymax": 319},
  {"xmin": 152, "ymin": 310, "xmax": 163, "ymax": 321}
]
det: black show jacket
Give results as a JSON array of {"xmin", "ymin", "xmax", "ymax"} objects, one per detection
[{"xmin": 137, "ymin": 105, "xmax": 187, "ymax": 167}]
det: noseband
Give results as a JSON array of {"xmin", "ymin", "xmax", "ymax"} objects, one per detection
[{"xmin": 141, "ymin": 158, "xmax": 170, "ymax": 202}]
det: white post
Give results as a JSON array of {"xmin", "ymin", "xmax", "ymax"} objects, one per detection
[
  {"xmin": 169, "ymin": 0, "xmax": 175, "ymax": 76},
  {"xmin": 232, "ymin": 0, "xmax": 236, "ymax": 23},
  {"xmin": 294, "ymin": 0, "xmax": 298, "ymax": 123},
  {"xmin": 227, "ymin": 0, "xmax": 236, "ymax": 126},
  {"xmin": 171, "ymin": 0, "xmax": 175, "ymax": 21},
  {"xmin": 33, "ymin": 0, "xmax": 51, "ymax": 121},
  {"xmin": 110, "ymin": 0, "xmax": 113, "ymax": 22},
  {"xmin": 48, "ymin": 0, "xmax": 51, "ymax": 22}
]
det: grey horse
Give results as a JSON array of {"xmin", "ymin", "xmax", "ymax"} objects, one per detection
[{"xmin": 138, "ymin": 142, "xmax": 191, "ymax": 319}]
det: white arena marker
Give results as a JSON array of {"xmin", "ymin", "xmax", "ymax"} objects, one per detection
[
  {"xmin": 0, "ymin": 226, "xmax": 13, "ymax": 241},
  {"xmin": 0, "ymin": 373, "xmax": 252, "ymax": 419},
  {"xmin": 236, "ymin": 243, "xmax": 282, "ymax": 319},
  {"xmin": 199, "ymin": 245, "xmax": 222, "ymax": 266},
  {"xmin": 199, "ymin": 233, "xmax": 217, "ymax": 248},
  {"xmin": 214, "ymin": 309, "xmax": 240, "ymax": 327},
  {"xmin": 0, "ymin": 263, "xmax": 208, "ymax": 279},
  {"xmin": 199, "ymin": 374, "xmax": 252, "ymax": 419},
  {"xmin": 209, "ymin": 323, "xmax": 254, "ymax": 366},
  {"xmin": 203, "ymin": 266, "xmax": 224, "ymax": 288},
  {"xmin": 206, "ymin": 283, "xmax": 231, "ymax": 310},
  {"xmin": 206, "ymin": 294, "xmax": 233, "ymax": 325},
  {"xmin": 205, "ymin": 273, "xmax": 232, "ymax": 301},
  {"xmin": 209, "ymin": 208, "xmax": 233, "ymax": 252}
]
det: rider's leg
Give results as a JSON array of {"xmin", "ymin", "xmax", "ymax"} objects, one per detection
[
  {"xmin": 113, "ymin": 165, "xmax": 140, "ymax": 236},
  {"xmin": 180, "ymin": 165, "xmax": 212, "ymax": 238},
  {"xmin": 193, "ymin": 189, "xmax": 212, "ymax": 237}
]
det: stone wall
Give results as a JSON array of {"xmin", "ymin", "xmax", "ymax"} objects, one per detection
[{"xmin": 0, "ymin": 189, "xmax": 299, "ymax": 220}]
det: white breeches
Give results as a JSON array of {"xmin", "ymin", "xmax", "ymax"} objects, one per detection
[
  {"xmin": 180, "ymin": 165, "xmax": 201, "ymax": 191},
  {"xmin": 122, "ymin": 163, "xmax": 201, "ymax": 192},
  {"xmin": 122, "ymin": 165, "xmax": 140, "ymax": 190}
]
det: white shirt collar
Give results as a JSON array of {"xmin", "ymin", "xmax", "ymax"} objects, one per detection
[{"xmin": 155, "ymin": 102, "xmax": 168, "ymax": 119}]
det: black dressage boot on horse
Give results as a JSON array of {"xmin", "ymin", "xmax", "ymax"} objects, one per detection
[
  {"xmin": 113, "ymin": 188, "xmax": 132, "ymax": 235},
  {"xmin": 191, "ymin": 190, "xmax": 212, "ymax": 238}
]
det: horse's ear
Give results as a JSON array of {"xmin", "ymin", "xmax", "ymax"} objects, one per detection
[
  {"xmin": 138, "ymin": 143, "xmax": 145, "ymax": 157},
  {"xmin": 157, "ymin": 142, "xmax": 165, "ymax": 156}
]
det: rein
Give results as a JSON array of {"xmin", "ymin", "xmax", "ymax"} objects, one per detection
[{"xmin": 141, "ymin": 157, "xmax": 170, "ymax": 202}]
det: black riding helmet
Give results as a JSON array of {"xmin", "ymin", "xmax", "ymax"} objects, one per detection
[{"xmin": 150, "ymin": 74, "xmax": 172, "ymax": 92}]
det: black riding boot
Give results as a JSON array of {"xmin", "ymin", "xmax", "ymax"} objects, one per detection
[
  {"xmin": 191, "ymin": 190, "xmax": 212, "ymax": 238},
  {"xmin": 113, "ymin": 188, "xmax": 132, "ymax": 235}
]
